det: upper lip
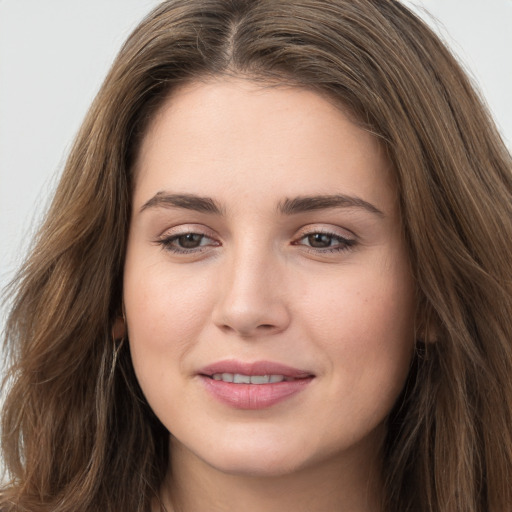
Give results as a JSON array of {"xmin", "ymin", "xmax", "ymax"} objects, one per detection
[{"xmin": 199, "ymin": 360, "xmax": 314, "ymax": 379}]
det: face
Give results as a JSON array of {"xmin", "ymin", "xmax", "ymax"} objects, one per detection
[{"xmin": 124, "ymin": 78, "xmax": 416, "ymax": 477}]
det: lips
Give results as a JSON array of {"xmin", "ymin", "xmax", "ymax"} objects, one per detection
[
  {"xmin": 198, "ymin": 360, "xmax": 314, "ymax": 409},
  {"xmin": 200, "ymin": 360, "xmax": 313, "ymax": 379},
  {"xmin": 212, "ymin": 373, "xmax": 293, "ymax": 384}
]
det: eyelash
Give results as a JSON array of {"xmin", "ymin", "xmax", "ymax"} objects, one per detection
[
  {"xmin": 292, "ymin": 230, "xmax": 356, "ymax": 253},
  {"xmin": 155, "ymin": 229, "xmax": 357, "ymax": 255},
  {"xmin": 156, "ymin": 232, "xmax": 219, "ymax": 254}
]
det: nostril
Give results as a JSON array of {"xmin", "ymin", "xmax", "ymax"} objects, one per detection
[{"xmin": 213, "ymin": 296, "xmax": 291, "ymax": 337}]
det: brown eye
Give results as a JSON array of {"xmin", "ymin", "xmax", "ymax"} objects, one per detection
[
  {"xmin": 294, "ymin": 230, "xmax": 356, "ymax": 254},
  {"xmin": 157, "ymin": 231, "xmax": 219, "ymax": 254},
  {"xmin": 307, "ymin": 233, "xmax": 334, "ymax": 248},
  {"xmin": 177, "ymin": 233, "xmax": 204, "ymax": 248}
]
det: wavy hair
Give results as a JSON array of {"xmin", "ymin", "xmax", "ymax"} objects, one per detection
[{"xmin": 2, "ymin": 1, "xmax": 511, "ymax": 510}]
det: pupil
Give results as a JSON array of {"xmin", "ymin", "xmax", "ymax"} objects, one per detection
[
  {"xmin": 308, "ymin": 233, "xmax": 332, "ymax": 248},
  {"xmin": 179, "ymin": 233, "xmax": 202, "ymax": 248}
]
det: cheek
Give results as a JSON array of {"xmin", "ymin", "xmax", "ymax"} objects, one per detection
[
  {"xmin": 123, "ymin": 255, "xmax": 215, "ymax": 380},
  {"xmin": 301, "ymin": 265, "xmax": 414, "ymax": 340},
  {"xmin": 298, "ymin": 262, "xmax": 415, "ymax": 399}
]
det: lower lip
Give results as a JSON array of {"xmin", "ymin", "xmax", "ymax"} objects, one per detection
[{"xmin": 200, "ymin": 376, "xmax": 313, "ymax": 410}]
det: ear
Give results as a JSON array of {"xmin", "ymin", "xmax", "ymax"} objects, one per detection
[
  {"xmin": 416, "ymin": 301, "xmax": 439, "ymax": 344},
  {"xmin": 112, "ymin": 316, "xmax": 126, "ymax": 340},
  {"xmin": 419, "ymin": 323, "xmax": 438, "ymax": 344}
]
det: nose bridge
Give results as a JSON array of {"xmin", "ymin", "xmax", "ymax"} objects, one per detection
[{"xmin": 213, "ymin": 236, "xmax": 289, "ymax": 336}]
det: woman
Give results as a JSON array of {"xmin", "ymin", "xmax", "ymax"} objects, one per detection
[{"xmin": 1, "ymin": 0, "xmax": 511, "ymax": 511}]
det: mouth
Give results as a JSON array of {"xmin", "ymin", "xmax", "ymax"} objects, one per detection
[
  {"xmin": 199, "ymin": 359, "xmax": 314, "ymax": 382},
  {"xmin": 208, "ymin": 373, "xmax": 299, "ymax": 384},
  {"xmin": 198, "ymin": 360, "xmax": 315, "ymax": 409}
]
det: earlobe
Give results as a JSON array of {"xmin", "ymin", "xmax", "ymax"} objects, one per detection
[
  {"xmin": 418, "ymin": 319, "xmax": 439, "ymax": 344},
  {"xmin": 419, "ymin": 325, "xmax": 438, "ymax": 344},
  {"xmin": 112, "ymin": 316, "xmax": 126, "ymax": 340},
  {"xmin": 416, "ymin": 305, "xmax": 439, "ymax": 344}
]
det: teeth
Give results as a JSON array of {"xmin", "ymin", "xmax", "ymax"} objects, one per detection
[
  {"xmin": 211, "ymin": 373, "xmax": 288, "ymax": 384},
  {"xmin": 250, "ymin": 375, "xmax": 270, "ymax": 384},
  {"xmin": 233, "ymin": 374, "xmax": 251, "ymax": 384}
]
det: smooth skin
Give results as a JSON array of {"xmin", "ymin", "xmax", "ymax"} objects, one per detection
[{"xmin": 123, "ymin": 78, "xmax": 417, "ymax": 512}]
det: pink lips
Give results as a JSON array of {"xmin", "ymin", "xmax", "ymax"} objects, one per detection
[{"xmin": 199, "ymin": 360, "xmax": 314, "ymax": 410}]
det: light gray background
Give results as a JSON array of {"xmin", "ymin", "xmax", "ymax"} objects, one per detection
[{"xmin": 1, "ymin": 0, "xmax": 511, "ymax": 335}]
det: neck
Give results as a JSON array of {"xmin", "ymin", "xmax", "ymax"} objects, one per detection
[{"xmin": 160, "ymin": 435, "xmax": 384, "ymax": 512}]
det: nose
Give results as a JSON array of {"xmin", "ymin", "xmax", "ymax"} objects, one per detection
[{"xmin": 212, "ymin": 246, "xmax": 291, "ymax": 338}]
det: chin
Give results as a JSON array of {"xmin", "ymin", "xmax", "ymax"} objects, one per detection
[
  {"xmin": 208, "ymin": 452, "xmax": 308, "ymax": 478},
  {"xmin": 177, "ymin": 430, "xmax": 316, "ymax": 478}
]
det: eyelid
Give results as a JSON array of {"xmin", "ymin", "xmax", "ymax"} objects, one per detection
[
  {"xmin": 157, "ymin": 223, "xmax": 219, "ymax": 239},
  {"xmin": 154, "ymin": 224, "xmax": 221, "ymax": 254},
  {"xmin": 291, "ymin": 224, "xmax": 358, "ymax": 255},
  {"xmin": 293, "ymin": 224, "xmax": 357, "ymax": 241}
]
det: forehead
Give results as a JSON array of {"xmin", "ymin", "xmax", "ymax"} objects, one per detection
[{"xmin": 133, "ymin": 78, "xmax": 396, "ymax": 216}]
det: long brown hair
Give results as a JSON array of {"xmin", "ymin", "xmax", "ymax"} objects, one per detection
[{"xmin": 2, "ymin": 1, "xmax": 511, "ymax": 510}]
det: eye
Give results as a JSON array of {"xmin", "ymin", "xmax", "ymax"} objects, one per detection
[
  {"xmin": 156, "ymin": 231, "xmax": 219, "ymax": 254},
  {"xmin": 305, "ymin": 233, "xmax": 338, "ymax": 248},
  {"xmin": 293, "ymin": 230, "xmax": 356, "ymax": 253},
  {"xmin": 173, "ymin": 233, "xmax": 207, "ymax": 249}
]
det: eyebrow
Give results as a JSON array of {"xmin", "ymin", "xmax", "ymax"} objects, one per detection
[
  {"xmin": 277, "ymin": 194, "xmax": 384, "ymax": 217},
  {"xmin": 140, "ymin": 192, "xmax": 223, "ymax": 214},
  {"xmin": 140, "ymin": 192, "xmax": 384, "ymax": 217}
]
